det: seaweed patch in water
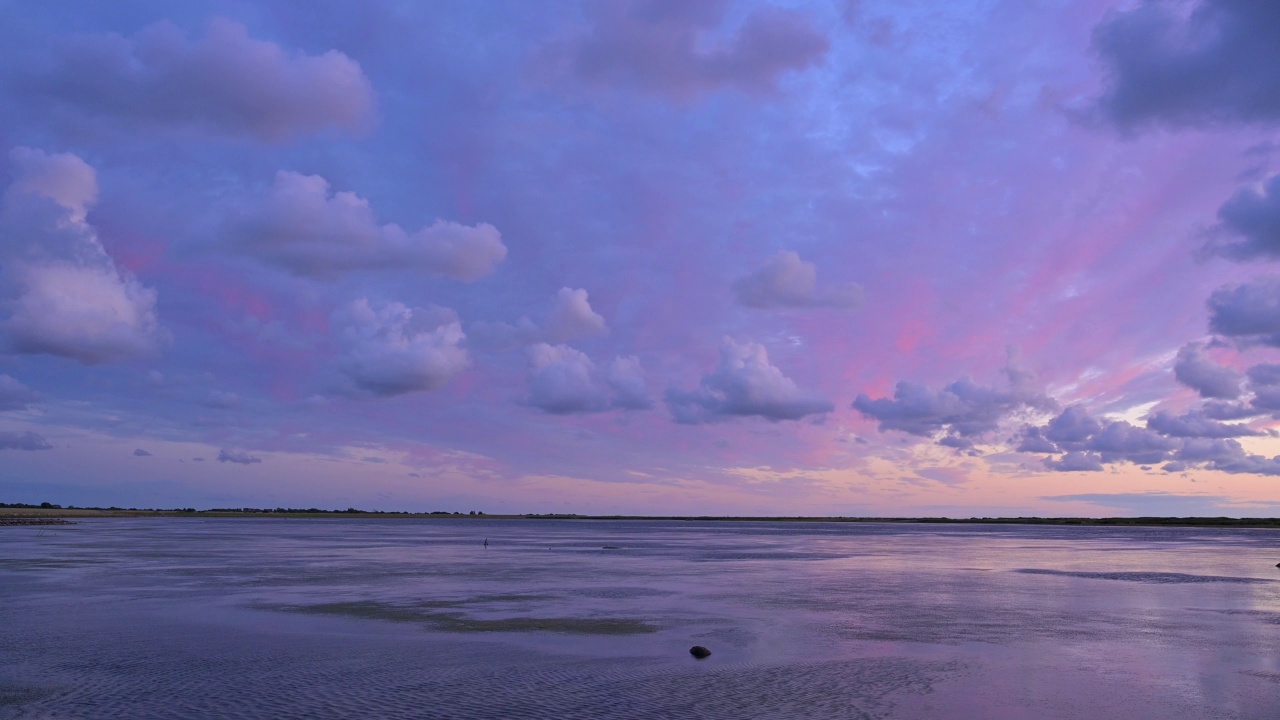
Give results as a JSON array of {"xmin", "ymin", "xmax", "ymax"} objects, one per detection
[{"xmin": 1015, "ymin": 569, "xmax": 1272, "ymax": 584}]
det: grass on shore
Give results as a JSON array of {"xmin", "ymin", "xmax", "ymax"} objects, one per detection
[{"xmin": 2, "ymin": 505, "xmax": 1280, "ymax": 528}]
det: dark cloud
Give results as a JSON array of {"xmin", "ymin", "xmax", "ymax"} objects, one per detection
[
  {"xmin": 1086, "ymin": 420, "xmax": 1178, "ymax": 465},
  {"xmin": 668, "ymin": 337, "xmax": 832, "ymax": 423},
  {"xmin": 133, "ymin": 448, "xmax": 152, "ymax": 456},
  {"xmin": 0, "ymin": 430, "xmax": 52, "ymax": 451},
  {"xmin": 561, "ymin": 0, "xmax": 829, "ymax": 99},
  {"xmin": 17, "ymin": 18, "xmax": 375, "ymax": 140},
  {"xmin": 734, "ymin": 251, "xmax": 862, "ymax": 310},
  {"xmin": 1172, "ymin": 342, "xmax": 1242, "ymax": 398},
  {"xmin": 1093, "ymin": 0, "xmax": 1280, "ymax": 129},
  {"xmin": 1212, "ymin": 174, "xmax": 1280, "ymax": 260},
  {"xmin": 217, "ymin": 448, "xmax": 261, "ymax": 465},
  {"xmin": 1206, "ymin": 277, "xmax": 1280, "ymax": 346},
  {"xmin": 1146, "ymin": 409, "xmax": 1261, "ymax": 438},
  {"xmin": 1199, "ymin": 399, "xmax": 1262, "ymax": 420},
  {"xmin": 1043, "ymin": 405, "xmax": 1101, "ymax": 444},
  {"xmin": 1029, "ymin": 405, "xmax": 1280, "ymax": 476},
  {"xmin": 333, "ymin": 299, "xmax": 469, "ymax": 397},
  {"xmin": 0, "ymin": 374, "xmax": 40, "ymax": 411},
  {"xmin": 232, "ymin": 171, "xmax": 506, "ymax": 281},
  {"xmin": 1015, "ymin": 425, "xmax": 1058, "ymax": 453},
  {"xmin": 1043, "ymin": 451, "xmax": 1104, "ymax": 472},
  {"xmin": 855, "ymin": 358, "xmax": 1056, "ymax": 442},
  {"xmin": 1247, "ymin": 362, "xmax": 1280, "ymax": 387}
]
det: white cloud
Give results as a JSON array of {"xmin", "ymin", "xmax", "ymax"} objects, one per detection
[
  {"xmin": 233, "ymin": 171, "xmax": 506, "ymax": 281},
  {"xmin": 1, "ymin": 148, "xmax": 163, "ymax": 364},
  {"xmin": 0, "ymin": 374, "xmax": 40, "ymax": 411},
  {"xmin": 734, "ymin": 250, "xmax": 862, "ymax": 310},
  {"xmin": 333, "ymin": 298, "xmax": 469, "ymax": 397},
  {"xmin": 545, "ymin": 287, "xmax": 609, "ymax": 342},
  {"xmin": 24, "ymin": 18, "xmax": 375, "ymax": 140},
  {"xmin": 524, "ymin": 344, "xmax": 652, "ymax": 414},
  {"xmin": 667, "ymin": 337, "xmax": 833, "ymax": 423}
]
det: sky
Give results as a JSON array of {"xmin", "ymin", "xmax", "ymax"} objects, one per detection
[{"xmin": 1, "ymin": 0, "xmax": 1280, "ymax": 517}]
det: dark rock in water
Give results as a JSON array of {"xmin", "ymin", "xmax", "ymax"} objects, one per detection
[
  {"xmin": 689, "ymin": 645, "xmax": 711, "ymax": 659},
  {"xmin": 602, "ymin": 545, "xmax": 621, "ymax": 549}
]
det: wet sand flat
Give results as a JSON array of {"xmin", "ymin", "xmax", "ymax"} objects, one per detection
[{"xmin": 2, "ymin": 518, "xmax": 1278, "ymax": 719}]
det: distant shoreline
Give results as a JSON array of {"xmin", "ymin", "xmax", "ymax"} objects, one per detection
[{"xmin": 2, "ymin": 505, "xmax": 1279, "ymax": 528}]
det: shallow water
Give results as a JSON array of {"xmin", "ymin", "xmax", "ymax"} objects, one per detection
[{"xmin": 1, "ymin": 518, "xmax": 1278, "ymax": 719}]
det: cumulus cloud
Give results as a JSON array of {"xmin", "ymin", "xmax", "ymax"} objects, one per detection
[
  {"xmin": 0, "ymin": 430, "xmax": 52, "ymax": 451},
  {"xmin": 1146, "ymin": 409, "xmax": 1261, "ymax": 438},
  {"xmin": 524, "ymin": 344, "xmax": 651, "ymax": 414},
  {"xmin": 133, "ymin": 448, "xmax": 152, "ymax": 457},
  {"xmin": 1043, "ymin": 451, "xmax": 1104, "ymax": 472},
  {"xmin": 526, "ymin": 343, "xmax": 605, "ymax": 414},
  {"xmin": 559, "ymin": 0, "xmax": 829, "ymax": 99},
  {"xmin": 1206, "ymin": 277, "xmax": 1280, "ymax": 346},
  {"xmin": 1093, "ymin": 0, "xmax": 1280, "ymax": 129},
  {"xmin": 667, "ymin": 337, "xmax": 833, "ymax": 424},
  {"xmin": 333, "ymin": 298, "xmax": 469, "ymax": 397},
  {"xmin": 1, "ymin": 148, "xmax": 162, "ymax": 364},
  {"xmin": 469, "ymin": 287, "xmax": 609, "ymax": 350},
  {"xmin": 854, "ymin": 356, "xmax": 1055, "ymax": 443},
  {"xmin": 544, "ymin": 288, "xmax": 609, "ymax": 342},
  {"xmin": 20, "ymin": 18, "xmax": 375, "ymax": 140},
  {"xmin": 733, "ymin": 251, "xmax": 862, "ymax": 310},
  {"xmin": 1212, "ymin": 174, "xmax": 1280, "ymax": 260},
  {"xmin": 0, "ymin": 374, "xmax": 40, "ymax": 411},
  {"xmin": 1028, "ymin": 405, "xmax": 1280, "ymax": 476},
  {"xmin": 607, "ymin": 356, "xmax": 654, "ymax": 410},
  {"xmin": 1172, "ymin": 342, "xmax": 1242, "ymax": 398},
  {"xmin": 217, "ymin": 448, "xmax": 261, "ymax": 464},
  {"xmin": 232, "ymin": 171, "xmax": 506, "ymax": 281}
]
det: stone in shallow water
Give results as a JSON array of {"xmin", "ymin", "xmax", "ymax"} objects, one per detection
[{"xmin": 689, "ymin": 645, "xmax": 711, "ymax": 659}]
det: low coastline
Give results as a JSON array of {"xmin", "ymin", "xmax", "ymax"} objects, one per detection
[{"xmin": 2, "ymin": 504, "xmax": 1279, "ymax": 528}]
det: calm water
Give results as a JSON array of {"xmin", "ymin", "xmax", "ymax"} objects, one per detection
[{"xmin": 1, "ymin": 518, "xmax": 1279, "ymax": 719}]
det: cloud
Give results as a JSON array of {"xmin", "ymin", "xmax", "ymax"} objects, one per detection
[
  {"xmin": 607, "ymin": 356, "xmax": 654, "ymax": 410},
  {"xmin": 333, "ymin": 298, "xmax": 469, "ymax": 397},
  {"xmin": 854, "ymin": 356, "xmax": 1055, "ymax": 442},
  {"xmin": 204, "ymin": 391, "xmax": 242, "ymax": 409},
  {"xmin": 231, "ymin": 171, "xmax": 506, "ymax": 281},
  {"xmin": 667, "ymin": 337, "xmax": 833, "ymax": 423},
  {"xmin": 1146, "ymin": 409, "xmax": 1261, "ymax": 438},
  {"xmin": 1206, "ymin": 277, "xmax": 1280, "ymax": 346},
  {"xmin": 1199, "ymin": 399, "xmax": 1262, "ymax": 420},
  {"xmin": 0, "ymin": 374, "xmax": 40, "ymax": 411},
  {"xmin": 1043, "ymin": 451, "xmax": 1104, "ymax": 472},
  {"xmin": 1172, "ymin": 342, "xmax": 1242, "ymax": 399},
  {"xmin": 1043, "ymin": 405, "xmax": 1101, "ymax": 444},
  {"xmin": 1212, "ymin": 174, "xmax": 1280, "ymax": 260},
  {"xmin": 1093, "ymin": 0, "xmax": 1280, "ymax": 129},
  {"xmin": 523, "ymin": 344, "xmax": 651, "ymax": 414},
  {"xmin": 559, "ymin": 0, "xmax": 829, "ymax": 99},
  {"xmin": 733, "ymin": 251, "xmax": 862, "ymax": 310},
  {"xmin": 1, "ymin": 148, "xmax": 162, "ymax": 364},
  {"xmin": 217, "ymin": 448, "xmax": 261, "ymax": 465},
  {"xmin": 0, "ymin": 431, "xmax": 52, "ymax": 451},
  {"xmin": 133, "ymin": 448, "xmax": 152, "ymax": 457},
  {"xmin": 526, "ymin": 343, "xmax": 606, "ymax": 414},
  {"xmin": 544, "ymin": 288, "xmax": 609, "ymax": 342},
  {"xmin": 20, "ymin": 18, "xmax": 375, "ymax": 140},
  {"xmin": 1029, "ymin": 405, "xmax": 1280, "ymax": 475}
]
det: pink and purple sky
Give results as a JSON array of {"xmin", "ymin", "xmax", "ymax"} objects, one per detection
[{"xmin": 2, "ymin": 0, "xmax": 1280, "ymax": 516}]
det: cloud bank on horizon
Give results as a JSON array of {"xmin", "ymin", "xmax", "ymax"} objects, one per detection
[{"xmin": 1, "ymin": 0, "xmax": 1280, "ymax": 517}]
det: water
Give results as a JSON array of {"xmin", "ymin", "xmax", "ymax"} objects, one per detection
[{"xmin": 2, "ymin": 518, "xmax": 1278, "ymax": 719}]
